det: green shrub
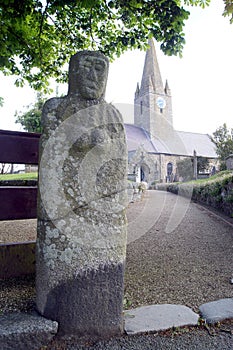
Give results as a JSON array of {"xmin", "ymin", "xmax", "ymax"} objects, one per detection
[
  {"xmin": 225, "ymin": 191, "xmax": 233, "ymax": 203},
  {"xmin": 209, "ymin": 182, "xmax": 222, "ymax": 196},
  {"xmin": 157, "ymin": 171, "xmax": 233, "ymax": 217}
]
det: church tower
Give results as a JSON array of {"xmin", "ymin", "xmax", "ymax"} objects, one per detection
[{"xmin": 134, "ymin": 39, "xmax": 173, "ymax": 141}]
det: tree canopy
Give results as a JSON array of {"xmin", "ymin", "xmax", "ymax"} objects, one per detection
[
  {"xmin": 176, "ymin": 156, "xmax": 210, "ymax": 181},
  {"xmin": 0, "ymin": 0, "xmax": 214, "ymax": 91},
  {"xmin": 211, "ymin": 123, "xmax": 233, "ymax": 164},
  {"xmin": 14, "ymin": 93, "xmax": 45, "ymax": 132},
  {"xmin": 223, "ymin": 0, "xmax": 233, "ymax": 23},
  {"xmin": 197, "ymin": 157, "xmax": 209, "ymax": 173},
  {"xmin": 176, "ymin": 158, "xmax": 193, "ymax": 181}
]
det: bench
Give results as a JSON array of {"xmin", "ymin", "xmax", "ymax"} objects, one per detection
[{"xmin": 0, "ymin": 129, "xmax": 40, "ymax": 278}]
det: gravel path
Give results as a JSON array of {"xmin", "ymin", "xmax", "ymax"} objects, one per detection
[
  {"xmin": 125, "ymin": 191, "xmax": 233, "ymax": 313},
  {"xmin": 0, "ymin": 190, "xmax": 233, "ymax": 348},
  {"xmin": 0, "ymin": 218, "xmax": 37, "ymax": 244},
  {"xmin": 1, "ymin": 190, "xmax": 233, "ymax": 314},
  {"xmin": 47, "ymin": 321, "xmax": 233, "ymax": 349}
]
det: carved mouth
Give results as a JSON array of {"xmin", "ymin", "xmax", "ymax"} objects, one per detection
[
  {"xmin": 85, "ymin": 85, "xmax": 98, "ymax": 94},
  {"xmin": 86, "ymin": 80, "xmax": 98, "ymax": 88}
]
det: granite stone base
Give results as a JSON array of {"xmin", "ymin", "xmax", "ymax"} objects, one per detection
[{"xmin": 39, "ymin": 262, "xmax": 125, "ymax": 337}]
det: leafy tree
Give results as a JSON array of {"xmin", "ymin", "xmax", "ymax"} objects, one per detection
[
  {"xmin": 211, "ymin": 123, "xmax": 233, "ymax": 162},
  {"xmin": 0, "ymin": 97, "xmax": 3, "ymax": 107},
  {"xmin": 197, "ymin": 157, "xmax": 209, "ymax": 173},
  {"xmin": 223, "ymin": 0, "xmax": 233, "ymax": 23},
  {"xmin": 176, "ymin": 158, "xmax": 193, "ymax": 181},
  {"xmin": 0, "ymin": 0, "xmax": 212, "ymax": 91},
  {"xmin": 15, "ymin": 93, "xmax": 45, "ymax": 133}
]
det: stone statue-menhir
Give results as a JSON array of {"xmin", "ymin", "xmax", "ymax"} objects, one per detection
[{"xmin": 36, "ymin": 51, "xmax": 128, "ymax": 337}]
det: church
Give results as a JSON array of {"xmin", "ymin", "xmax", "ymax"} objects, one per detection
[{"xmin": 125, "ymin": 39, "xmax": 217, "ymax": 184}]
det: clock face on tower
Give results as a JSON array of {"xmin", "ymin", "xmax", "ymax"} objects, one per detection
[{"xmin": 156, "ymin": 97, "xmax": 166, "ymax": 109}]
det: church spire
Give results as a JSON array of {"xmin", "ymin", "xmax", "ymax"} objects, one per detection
[
  {"xmin": 134, "ymin": 38, "xmax": 173, "ymax": 135},
  {"xmin": 140, "ymin": 38, "xmax": 164, "ymax": 95},
  {"xmin": 135, "ymin": 82, "xmax": 140, "ymax": 98},
  {"xmin": 164, "ymin": 79, "xmax": 171, "ymax": 96}
]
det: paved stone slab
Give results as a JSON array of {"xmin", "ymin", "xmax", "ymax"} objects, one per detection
[
  {"xmin": 124, "ymin": 304, "xmax": 199, "ymax": 335},
  {"xmin": 199, "ymin": 298, "xmax": 233, "ymax": 324},
  {"xmin": 0, "ymin": 312, "xmax": 58, "ymax": 350}
]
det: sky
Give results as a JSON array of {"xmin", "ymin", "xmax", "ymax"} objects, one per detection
[{"xmin": 0, "ymin": 0, "xmax": 232, "ymax": 135}]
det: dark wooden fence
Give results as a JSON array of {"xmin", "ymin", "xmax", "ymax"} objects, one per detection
[
  {"xmin": 0, "ymin": 129, "xmax": 40, "ymax": 278},
  {"xmin": 0, "ymin": 129, "xmax": 40, "ymax": 221}
]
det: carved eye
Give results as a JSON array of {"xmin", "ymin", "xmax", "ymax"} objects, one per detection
[
  {"xmin": 95, "ymin": 65, "xmax": 103, "ymax": 71},
  {"xmin": 83, "ymin": 64, "xmax": 91, "ymax": 70}
]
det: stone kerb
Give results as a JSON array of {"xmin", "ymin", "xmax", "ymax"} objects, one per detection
[{"xmin": 36, "ymin": 51, "xmax": 128, "ymax": 338}]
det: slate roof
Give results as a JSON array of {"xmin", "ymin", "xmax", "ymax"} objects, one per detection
[
  {"xmin": 125, "ymin": 124, "xmax": 217, "ymax": 158},
  {"xmin": 176, "ymin": 130, "xmax": 217, "ymax": 158},
  {"xmin": 124, "ymin": 124, "xmax": 156, "ymax": 153}
]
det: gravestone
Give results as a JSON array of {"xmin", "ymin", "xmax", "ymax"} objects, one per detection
[
  {"xmin": 36, "ymin": 51, "xmax": 128, "ymax": 337},
  {"xmin": 226, "ymin": 154, "xmax": 233, "ymax": 170}
]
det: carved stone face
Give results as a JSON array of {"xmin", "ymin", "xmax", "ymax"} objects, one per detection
[{"xmin": 75, "ymin": 55, "xmax": 108, "ymax": 100}]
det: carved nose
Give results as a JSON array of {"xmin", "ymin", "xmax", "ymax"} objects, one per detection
[{"xmin": 88, "ymin": 67, "xmax": 97, "ymax": 81}]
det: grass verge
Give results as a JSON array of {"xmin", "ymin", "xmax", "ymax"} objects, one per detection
[{"xmin": 0, "ymin": 172, "xmax": 38, "ymax": 181}]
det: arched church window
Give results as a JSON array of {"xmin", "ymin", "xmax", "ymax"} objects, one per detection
[
  {"xmin": 140, "ymin": 101, "xmax": 143, "ymax": 114},
  {"xmin": 140, "ymin": 167, "xmax": 145, "ymax": 181},
  {"xmin": 167, "ymin": 162, "xmax": 173, "ymax": 176},
  {"xmin": 166, "ymin": 162, "xmax": 173, "ymax": 183}
]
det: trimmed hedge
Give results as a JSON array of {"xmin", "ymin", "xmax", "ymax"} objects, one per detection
[{"xmin": 156, "ymin": 171, "xmax": 233, "ymax": 217}]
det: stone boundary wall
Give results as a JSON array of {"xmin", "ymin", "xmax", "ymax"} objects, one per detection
[{"xmin": 156, "ymin": 172, "xmax": 233, "ymax": 217}]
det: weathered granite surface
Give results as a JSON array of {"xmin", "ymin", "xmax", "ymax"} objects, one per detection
[
  {"xmin": 0, "ymin": 312, "xmax": 58, "ymax": 350},
  {"xmin": 36, "ymin": 51, "xmax": 128, "ymax": 337}
]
